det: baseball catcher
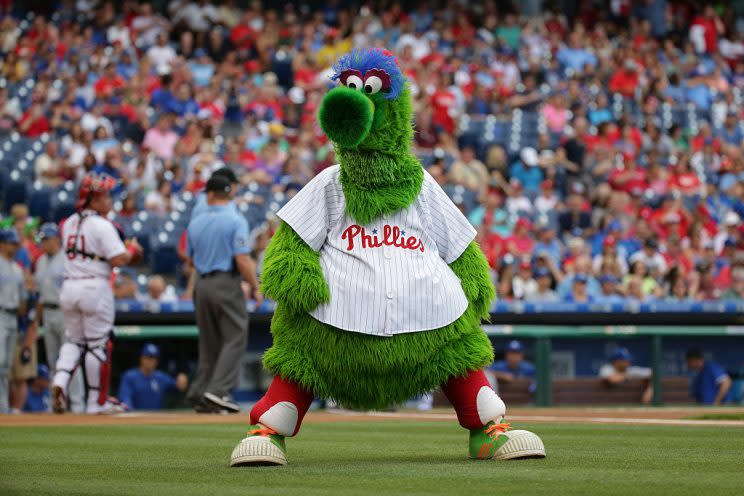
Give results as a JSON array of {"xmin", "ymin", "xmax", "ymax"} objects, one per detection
[{"xmin": 51, "ymin": 172, "xmax": 142, "ymax": 414}]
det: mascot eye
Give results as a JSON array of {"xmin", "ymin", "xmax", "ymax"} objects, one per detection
[
  {"xmin": 364, "ymin": 76, "xmax": 383, "ymax": 94},
  {"xmin": 344, "ymin": 75, "xmax": 364, "ymax": 91}
]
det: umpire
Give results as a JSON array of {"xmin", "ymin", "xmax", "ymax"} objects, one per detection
[{"xmin": 185, "ymin": 175, "xmax": 261, "ymax": 413}]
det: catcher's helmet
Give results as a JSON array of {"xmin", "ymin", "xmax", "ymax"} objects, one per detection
[{"xmin": 76, "ymin": 172, "xmax": 117, "ymax": 210}]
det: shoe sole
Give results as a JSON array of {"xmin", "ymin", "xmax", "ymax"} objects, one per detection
[
  {"xmin": 203, "ymin": 392, "xmax": 240, "ymax": 413},
  {"xmin": 494, "ymin": 430, "xmax": 546, "ymax": 460},
  {"xmin": 230, "ymin": 437, "xmax": 287, "ymax": 467},
  {"xmin": 51, "ymin": 386, "xmax": 66, "ymax": 414}
]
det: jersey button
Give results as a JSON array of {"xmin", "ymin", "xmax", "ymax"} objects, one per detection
[
  {"xmin": 386, "ymin": 289, "xmax": 395, "ymax": 299},
  {"xmin": 383, "ymin": 247, "xmax": 392, "ymax": 259}
]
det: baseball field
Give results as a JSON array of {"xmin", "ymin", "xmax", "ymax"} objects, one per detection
[{"xmin": 1, "ymin": 408, "xmax": 743, "ymax": 496}]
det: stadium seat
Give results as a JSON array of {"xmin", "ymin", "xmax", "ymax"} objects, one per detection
[
  {"xmin": 28, "ymin": 183, "xmax": 54, "ymax": 220},
  {"xmin": 3, "ymin": 174, "xmax": 28, "ymax": 210}
]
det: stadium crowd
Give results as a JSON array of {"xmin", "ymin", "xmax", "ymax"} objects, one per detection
[{"xmin": 0, "ymin": 0, "xmax": 743, "ymax": 307}]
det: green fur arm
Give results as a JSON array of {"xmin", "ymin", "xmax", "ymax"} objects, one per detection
[
  {"xmin": 261, "ymin": 221, "xmax": 330, "ymax": 314},
  {"xmin": 449, "ymin": 242, "xmax": 496, "ymax": 320}
]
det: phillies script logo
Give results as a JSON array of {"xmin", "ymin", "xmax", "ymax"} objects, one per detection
[{"xmin": 341, "ymin": 224, "xmax": 424, "ymax": 252}]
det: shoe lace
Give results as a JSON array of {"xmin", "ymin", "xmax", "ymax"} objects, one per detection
[
  {"xmin": 484, "ymin": 422, "xmax": 511, "ymax": 440},
  {"xmin": 249, "ymin": 427, "xmax": 278, "ymax": 437}
]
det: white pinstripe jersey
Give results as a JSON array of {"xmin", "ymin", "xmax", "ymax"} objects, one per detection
[{"xmin": 277, "ymin": 165, "xmax": 476, "ymax": 336}]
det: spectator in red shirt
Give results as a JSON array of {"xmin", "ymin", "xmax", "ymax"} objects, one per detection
[
  {"xmin": 689, "ymin": 6, "xmax": 724, "ymax": 54},
  {"xmin": 18, "ymin": 103, "xmax": 50, "ymax": 137},
  {"xmin": 609, "ymin": 157, "xmax": 648, "ymax": 194},
  {"xmin": 505, "ymin": 218, "xmax": 535, "ymax": 257},
  {"xmin": 94, "ymin": 63, "xmax": 125, "ymax": 99},
  {"xmin": 229, "ymin": 10, "xmax": 256, "ymax": 52},
  {"xmin": 670, "ymin": 159, "xmax": 703, "ymax": 196},
  {"xmin": 609, "ymin": 60, "xmax": 640, "ymax": 98},
  {"xmin": 430, "ymin": 78, "xmax": 458, "ymax": 135},
  {"xmin": 649, "ymin": 195, "xmax": 690, "ymax": 240}
]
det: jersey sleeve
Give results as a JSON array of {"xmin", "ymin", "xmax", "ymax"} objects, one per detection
[
  {"xmin": 598, "ymin": 364, "xmax": 613, "ymax": 378},
  {"xmin": 710, "ymin": 363, "xmax": 729, "ymax": 384},
  {"xmin": 97, "ymin": 219, "xmax": 127, "ymax": 260},
  {"xmin": 276, "ymin": 167, "xmax": 336, "ymax": 252},
  {"xmin": 424, "ymin": 173, "xmax": 477, "ymax": 264},
  {"xmin": 232, "ymin": 215, "xmax": 252, "ymax": 255}
]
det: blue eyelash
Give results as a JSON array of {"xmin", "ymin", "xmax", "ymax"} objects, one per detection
[{"xmin": 330, "ymin": 48, "xmax": 405, "ymax": 100}]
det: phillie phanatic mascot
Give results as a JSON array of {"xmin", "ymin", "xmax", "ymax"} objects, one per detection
[{"xmin": 229, "ymin": 48, "xmax": 545, "ymax": 466}]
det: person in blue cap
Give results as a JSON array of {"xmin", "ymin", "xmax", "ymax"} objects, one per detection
[
  {"xmin": 562, "ymin": 273, "xmax": 594, "ymax": 303},
  {"xmin": 599, "ymin": 347, "xmax": 653, "ymax": 404},
  {"xmin": 524, "ymin": 266, "xmax": 559, "ymax": 302},
  {"xmin": 594, "ymin": 274, "xmax": 625, "ymax": 304},
  {"xmin": 0, "ymin": 228, "xmax": 28, "ymax": 414},
  {"xmin": 489, "ymin": 340, "xmax": 536, "ymax": 389},
  {"xmin": 118, "ymin": 343, "xmax": 188, "ymax": 410},
  {"xmin": 23, "ymin": 364, "xmax": 51, "ymax": 412},
  {"xmin": 686, "ymin": 349, "xmax": 732, "ymax": 405}
]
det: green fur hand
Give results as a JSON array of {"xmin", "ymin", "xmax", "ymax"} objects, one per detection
[
  {"xmin": 261, "ymin": 222, "xmax": 330, "ymax": 314},
  {"xmin": 449, "ymin": 242, "xmax": 496, "ymax": 320}
]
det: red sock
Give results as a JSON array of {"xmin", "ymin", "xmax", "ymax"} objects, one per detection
[
  {"xmin": 441, "ymin": 369, "xmax": 506, "ymax": 430},
  {"xmin": 249, "ymin": 376, "xmax": 314, "ymax": 436}
]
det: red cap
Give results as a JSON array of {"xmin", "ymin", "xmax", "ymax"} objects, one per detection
[
  {"xmin": 515, "ymin": 218, "xmax": 532, "ymax": 230},
  {"xmin": 519, "ymin": 259, "xmax": 531, "ymax": 270},
  {"xmin": 603, "ymin": 235, "xmax": 617, "ymax": 248},
  {"xmin": 540, "ymin": 179, "xmax": 554, "ymax": 190}
]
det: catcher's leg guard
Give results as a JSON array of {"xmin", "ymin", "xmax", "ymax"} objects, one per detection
[
  {"xmin": 81, "ymin": 333, "xmax": 114, "ymax": 413},
  {"xmin": 52, "ymin": 342, "xmax": 85, "ymax": 413},
  {"xmin": 441, "ymin": 369, "xmax": 506, "ymax": 429},
  {"xmin": 249, "ymin": 376, "xmax": 314, "ymax": 436}
]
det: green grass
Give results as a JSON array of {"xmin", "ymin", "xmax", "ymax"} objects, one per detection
[
  {"xmin": 686, "ymin": 413, "xmax": 744, "ymax": 421},
  {"xmin": 1, "ymin": 421, "xmax": 743, "ymax": 496}
]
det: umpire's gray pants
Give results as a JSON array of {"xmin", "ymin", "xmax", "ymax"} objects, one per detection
[
  {"xmin": 187, "ymin": 272, "xmax": 248, "ymax": 402},
  {"xmin": 43, "ymin": 308, "xmax": 84, "ymax": 413},
  {"xmin": 0, "ymin": 312, "xmax": 17, "ymax": 414}
]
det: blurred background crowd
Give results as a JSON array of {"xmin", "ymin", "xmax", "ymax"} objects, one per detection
[{"xmin": 0, "ymin": 0, "xmax": 743, "ymax": 306}]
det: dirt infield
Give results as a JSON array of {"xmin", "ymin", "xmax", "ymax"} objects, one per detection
[{"xmin": 2, "ymin": 406, "xmax": 744, "ymax": 427}]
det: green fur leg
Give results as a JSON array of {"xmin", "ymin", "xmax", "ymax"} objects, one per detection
[
  {"xmin": 260, "ymin": 222, "xmax": 330, "ymax": 314},
  {"xmin": 263, "ymin": 305, "xmax": 494, "ymax": 410},
  {"xmin": 449, "ymin": 242, "xmax": 496, "ymax": 320}
]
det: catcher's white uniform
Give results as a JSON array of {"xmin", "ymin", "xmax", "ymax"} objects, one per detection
[{"xmin": 52, "ymin": 210, "xmax": 126, "ymax": 413}]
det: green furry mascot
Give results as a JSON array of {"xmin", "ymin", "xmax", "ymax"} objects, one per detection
[{"xmin": 229, "ymin": 48, "xmax": 545, "ymax": 466}]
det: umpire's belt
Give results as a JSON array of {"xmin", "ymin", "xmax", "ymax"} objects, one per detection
[
  {"xmin": 0, "ymin": 307, "xmax": 18, "ymax": 315},
  {"xmin": 43, "ymin": 303, "xmax": 60, "ymax": 310},
  {"xmin": 198, "ymin": 270, "xmax": 237, "ymax": 279}
]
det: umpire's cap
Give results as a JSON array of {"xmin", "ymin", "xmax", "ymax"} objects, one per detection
[
  {"xmin": 206, "ymin": 175, "xmax": 232, "ymax": 194},
  {"xmin": 39, "ymin": 222, "xmax": 60, "ymax": 240},
  {"xmin": 211, "ymin": 167, "xmax": 239, "ymax": 184},
  {"xmin": 0, "ymin": 228, "xmax": 20, "ymax": 244}
]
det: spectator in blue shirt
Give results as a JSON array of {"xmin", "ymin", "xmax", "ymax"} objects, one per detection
[
  {"xmin": 686, "ymin": 349, "xmax": 732, "ymax": 405},
  {"xmin": 118, "ymin": 343, "xmax": 188, "ymax": 410},
  {"xmin": 509, "ymin": 147, "xmax": 544, "ymax": 195},
  {"xmin": 718, "ymin": 113, "xmax": 743, "ymax": 146},
  {"xmin": 188, "ymin": 49, "xmax": 216, "ymax": 87},
  {"xmin": 562, "ymin": 273, "xmax": 595, "ymax": 303},
  {"xmin": 556, "ymin": 32, "xmax": 597, "ymax": 74},
  {"xmin": 594, "ymin": 274, "xmax": 625, "ymax": 304},
  {"xmin": 490, "ymin": 340, "xmax": 536, "ymax": 393},
  {"xmin": 23, "ymin": 364, "xmax": 50, "ymax": 412},
  {"xmin": 167, "ymin": 82, "xmax": 199, "ymax": 118}
]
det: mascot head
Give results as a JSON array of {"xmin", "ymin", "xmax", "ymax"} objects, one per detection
[{"xmin": 318, "ymin": 48, "xmax": 412, "ymax": 154}]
